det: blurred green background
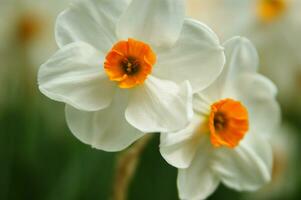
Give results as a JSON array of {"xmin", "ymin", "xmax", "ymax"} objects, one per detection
[
  {"xmin": 0, "ymin": 0, "xmax": 300, "ymax": 199},
  {"xmin": 1, "ymin": 87, "xmax": 300, "ymax": 200}
]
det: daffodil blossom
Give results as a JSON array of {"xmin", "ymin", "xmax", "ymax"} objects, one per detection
[
  {"xmin": 160, "ymin": 37, "xmax": 280, "ymax": 200},
  {"xmin": 0, "ymin": 0, "xmax": 69, "ymax": 66},
  {"xmin": 187, "ymin": 0, "xmax": 301, "ymax": 109},
  {"xmin": 0, "ymin": 0, "xmax": 68, "ymax": 110},
  {"xmin": 38, "ymin": 0, "xmax": 225, "ymax": 151}
]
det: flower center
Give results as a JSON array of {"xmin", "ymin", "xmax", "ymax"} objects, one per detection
[
  {"xmin": 104, "ymin": 38, "xmax": 156, "ymax": 89},
  {"xmin": 213, "ymin": 112, "xmax": 228, "ymax": 132},
  {"xmin": 209, "ymin": 99, "xmax": 249, "ymax": 148},
  {"xmin": 257, "ymin": 0, "xmax": 287, "ymax": 22},
  {"xmin": 121, "ymin": 57, "xmax": 140, "ymax": 75}
]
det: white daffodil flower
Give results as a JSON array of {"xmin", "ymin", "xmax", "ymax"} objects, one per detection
[
  {"xmin": 0, "ymin": 0, "xmax": 68, "ymax": 110},
  {"xmin": 187, "ymin": 0, "xmax": 301, "ymax": 109},
  {"xmin": 0, "ymin": 0, "xmax": 69, "ymax": 66},
  {"xmin": 160, "ymin": 37, "xmax": 281, "ymax": 200},
  {"xmin": 38, "ymin": 0, "xmax": 225, "ymax": 152}
]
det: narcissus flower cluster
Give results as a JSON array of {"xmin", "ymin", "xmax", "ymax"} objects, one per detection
[
  {"xmin": 38, "ymin": 0, "xmax": 225, "ymax": 151},
  {"xmin": 38, "ymin": 0, "xmax": 281, "ymax": 199}
]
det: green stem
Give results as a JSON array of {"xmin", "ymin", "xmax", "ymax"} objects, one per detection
[{"xmin": 111, "ymin": 134, "xmax": 153, "ymax": 200}]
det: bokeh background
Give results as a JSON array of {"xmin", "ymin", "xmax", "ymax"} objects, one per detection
[{"xmin": 0, "ymin": 0, "xmax": 300, "ymax": 199}]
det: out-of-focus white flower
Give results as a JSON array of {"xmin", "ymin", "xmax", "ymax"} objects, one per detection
[
  {"xmin": 243, "ymin": 123, "xmax": 298, "ymax": 200},
  {"xmin": 38, "ymin": 0, "xmax": 225, "ymax": 151},
  {"xmin": 0, "ymin": 0, "xmax": 69, "ymax": 66},
  {"xmin": 160, "ymin": 37, "xmax": 281, "ymax": 200},
  {"xmin": 186, "ymin": 0, "xmax": 301, "ymax": 109},
  {"xmin": 0, "ymin": 0, "xmax": 68, "ymax": 108}
]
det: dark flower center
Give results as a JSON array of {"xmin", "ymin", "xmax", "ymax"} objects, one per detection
[
  {"xmin": 121, "ymin": 57, "xmax": 140, "ymax": 75},
  {"xmin": 214, "ymin": 112, "xmax": 227, "ymax": 132}
]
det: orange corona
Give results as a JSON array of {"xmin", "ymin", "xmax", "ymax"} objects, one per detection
[
  {"xmin": 18, "ymin": 14, "xmax": 42, "ymax": 43},
  {"xmin": 257, "ymin": 0, "xmax": 287, "ymax": 22},
  {"xmin": 209, "ymin": 99, "xmax": 249, "ymax": 148},
  {"xmin": 104, "ymin": 38, "xmax": 156, "ymax": 89}
]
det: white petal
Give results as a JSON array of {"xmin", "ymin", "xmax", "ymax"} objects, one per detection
[
  {"xmin": 223, "ymin": 36, "xmax": 259, "ymax": 78},
  {"xmin": 160, "ymin": 114, "xmax": 205, "ymax": 168},
  {"xmin": 38, "ymin": 42, "xmax": 115, "ymax": 111},
  {"xmin": 212, "ymin": 132, "xmax": 273, "ymax": 191},
  {"xmin": 233, "ymin": 73, "xmax": 281, "ymax": 135},
  {"xmin": 125, "ymin": 76, "xmax": 193, "ymax": 133},
  {"xmin": 201, "ymin": 36, "xmax": 259, "ymax": 100},
  {"xmin": 116, "ymin": 0, "xmax": 185, "ymax": 48},
  {"xmin": 177, "ymin": 137, "xmax": 220, "ymax": 200},
  {"xmin": 65, "ymin": 90, "xmax": 145, "ymax": 152},
  {"xmin": 154, "ymin": 19, "xmax": 225, "ymax": 93},
  {"xmin": 192, "ymin": 92, "xmax": 213, "ymax": 114},
  {"xmin": 234, "ymin": 73, "xmax": 278, "ymax": 98},
  {"xmin": 56, "ymin": 0, "xmax": 129, "ymax": 52}
]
